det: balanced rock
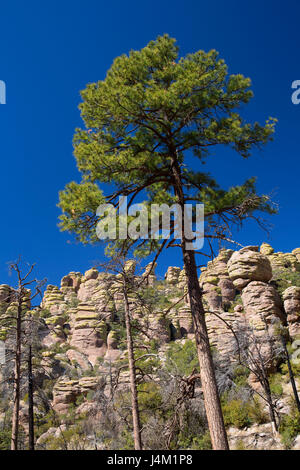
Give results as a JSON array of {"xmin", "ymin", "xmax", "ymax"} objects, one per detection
[
  {"xmin": 228, "ymin": 246, "xmax": 272, "ymax": 290},
  {"xmin": 260, "ymin": 243, "xmax": 274, "ymax": 256}
]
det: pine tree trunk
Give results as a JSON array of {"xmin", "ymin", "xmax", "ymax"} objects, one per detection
[
  {"xmin": 183, "ymin": 248, "xmax": 229, "ymax": 450},
  {"xmin": 11, "ymin": 300, "xmax": 22, "ymax": 450},
  {"xmin": 28, "ymin": 345, "xmax": 35, "ymax": 450},
  {"xmin": 123, "ymin": 288, "xmax": 143, "ymax": 450},
  {"xmin": 170, "ymin": 152, "xmax": 229, "ymax": 450}
]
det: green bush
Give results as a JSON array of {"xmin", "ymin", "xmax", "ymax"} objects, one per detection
[
  {"xmin": 273, "ymin": 269, "xmax": 300, "ymax": 295},
  {"xmin": 222, "ymin": 399, "xmax": 253, "ymax": 429},
  {"xmin": 190, "ymin": 431, "xmax": 212, "ymax": 450},
  {"xmin": 0, "ymin": 429, "xmax": 11, "ymax": 450},
  {"xmin": 232, "ymin": 365, "xmax": 250, "ymax": 389},
  {"xmin": 269, "ymin": 373, "xmax": 283, "ymax": 397},
  {"xmin": 279, "ymin": 410, "xmax": 300, "ymax": 449},
  {"xmin": 165, "ymin": 340, "xmax": 198, "ymax": 376},
  {"xmin": 222, "ymin": 398, "xmax": 267, "ymax": 429}
]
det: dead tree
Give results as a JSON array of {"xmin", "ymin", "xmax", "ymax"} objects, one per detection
[
  {"xmin": 208, "ymin": 310, "xmax": 282, "ymax": 433},
  {"xmin": 98, "ymin": 257, "xmax": 143, "ymax": 450},
  {"xmin": 0, "ymin": 260, "xmax": 45, "ymax": 450}
]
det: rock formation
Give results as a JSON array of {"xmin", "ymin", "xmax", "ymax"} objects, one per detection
[{"xmin": 1, "ymin": 243, "xmax": 300, "ymax": 450}]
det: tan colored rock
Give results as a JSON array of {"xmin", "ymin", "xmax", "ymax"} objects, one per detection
[
  {"xmin": 69, "ymin": 307, "xmax": 107, "ymax": 365},
  {"xmin": 283, "ymin": 286, "xmax": 300, "ymax": 337},
  {"xmin": 52, "ymin": 377, "xmax": 99, "ymax": 414},
  {"xmin": 199, "ymin": 249, "xmax": 235, "ymax": 311},
  {"xmin": 227, "ymin": 423, "xmax": 284, "ymax": 450},
  {"xmin": 228, "ymin": 246, "xmax": 272, "ymax": 290},
  {"xmin": 268, "ymin": 252, "xmax": 300, "ymax": 272},
  {"xmin": 66, "ymin": 349, "xmax": 93, "ymax": 371},
  {"xmin": 142, "ymin": 262, "xmax": 157, "ymax": 285},
  {"xmin": 0, "ymin": 285, "xmax": 12, "ymax": 303},
  {"xmin": 61, "ymin": 272, "xmax": 81, "ymax": 292},
  {"xmin": 178, "ymin": 268, "xmax": 187, "ymax": 289},
  {"xmin": 52, "ymin": 379, "xmax": 81, "ymax": 414},
  {"xmin": 42, "ymin": 285, "xmax": 67, "ymax": 315},
  {"xmin": 218, "ymin": 278, "xmax": 236, "ymax": 304},
  {"xmin": 260, "ymin": 243, "xmax": 274, "ymax": 256},
  {"xmin": 241, "ymin": 281, "xmax": 286, "ymax": 374},
  {"xmin": 176, "ymin": 306, "xmax": 194, "ymax": 337},
  {"xmin": 203, "ymin": 289, "xmax": 222, "ymax": 311},
  {"xmin": 205, "ymin": 309, "xmax": 241, "ymax": 359},
  {"xmin": 165, "ymin": 266, "xmax": 181, "ymax": 284},
  {"xmin": 292, "ymin": 248, "xmax": 300, "ymax": 263},
  {"xmin": 105, "ymin": 330, "xmax": 121, "ymax": 361},
  {"xmin": 77, "ymin": 278, "xmax": 100, "ymax": 303},
  {"xmin": 83, "ymin": 268, "xmax": 99, "ymax": 282},
  {"xmin": 242, "ymin": 281, "xmax": 285, "ymax": 327}
]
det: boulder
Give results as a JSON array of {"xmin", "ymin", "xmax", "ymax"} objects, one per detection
[
  {"xmin": 260, "ymin": 243, "xmax": 274, "ymax": 256},
  {"xmin": 228, "ymin": 246, "xmax": 272, "ymax": 290}
]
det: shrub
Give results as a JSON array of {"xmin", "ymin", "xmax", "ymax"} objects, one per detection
[
  {"xmin": 222, "ymin": 399, "xmax": 253, "ymax": 429},
  {"xmin": 165, "ymin": 340, "xmax": 198, "ymax": 376},
  {"xmin": 272, "ymin": 269, "xmax": 300, "ymax": 296},
  {"xmin": 269, "ymin": 373, "xmax": 283, "ymax": 397},
  {"xmin": 279, "ymin": 409, "xmax": 300, "ymax": 449},
  {"xmin": 222, "ymin": 398, "xmax": 267, "ymax": 429},
  {"xmin": 0, "ymin": 429, "xmax": 11, "ymax": 450},
  {"xmin": 190, "ymin": 431, "xmax": 212, "ymax": 450},
  {"xmin": 233, "ymin": 365, "xmax": 250, "ymax": 389}
]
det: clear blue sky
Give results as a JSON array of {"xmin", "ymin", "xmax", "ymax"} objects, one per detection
[{"xmin": 0, "ymin": 0, "xmax": 299, "ymax": 286}]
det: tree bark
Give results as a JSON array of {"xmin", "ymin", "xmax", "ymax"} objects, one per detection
[
  {"xmin": 183, "ymin": 248, "xmax": 229, "ymax": 449},
  {"xmin": 11, "ymin": 297, "xmax": 22, "ymax": 450},
  {"xmin": 170, "ymin": 153, "xmax": 229, "ymax": 450},
  {"xmin": 123, "ymin": 287, "xmax": 143, "ymax": 450},
  {"xmin": 28, "ymin": 344, "xmax": 35, "ymax": 450}
]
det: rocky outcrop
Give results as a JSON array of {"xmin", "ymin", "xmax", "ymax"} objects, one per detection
[
  {"xmin": 228, "ymin": 246, "xmax": 272, "ymax": 290},
  {"xmin": 2, "ymin": 242, "xmax": 300, "ymax": 440},
  {"xmin": 69, "ymin": 304, "xmax": 107, "ymax": 365},
  {"xmin": 52, "ymin": 377, "xmax": 99, "ymax": 414},
  {"xmin": 283, "ymin": 286, "xmax": 300, "ymax": 337},
  {"xmin": 165, "ymin": 266, "xmax": 181, "ymax": 285},
  {"xmin": 241, "ymin": 281, "xmax": 285, "ymax": 329},
  {"xmin": 268, "ymin": 251, "xmax": 300, "ymax": 272},
  {"xmin": 227, "ymin": 423, "xmax": 284, "ymax": 450},
  {"xmin": 292, "ymin": 248, "xmax": 300, "ymax": 263}
]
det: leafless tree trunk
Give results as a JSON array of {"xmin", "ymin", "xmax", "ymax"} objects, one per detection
[
  {"xmin": 5, "ymin": 260, "xmax": 45, "ymax": 451},
  {"xmin": 28, "ymin": 344, "xmax": 34, "ymax": 450},
  {"xmin": 123, "ymin": 287, "xmax": 143, "ymax": 450},
  {"xmin": 11, "ymin": 297, "xmax": 22, "ymax": 450}
]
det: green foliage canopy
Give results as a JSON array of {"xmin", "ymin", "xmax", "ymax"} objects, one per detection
[{"xmin": 59, "ymin": 35, "xmax": 276, "ymax": 251}]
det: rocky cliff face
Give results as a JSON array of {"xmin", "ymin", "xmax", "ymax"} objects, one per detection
[{"xmin": 0, "ymin": 243, "xmax": 300, "ymax": 450}]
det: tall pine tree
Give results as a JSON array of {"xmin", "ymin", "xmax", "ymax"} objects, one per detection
[{"xmin": 59, "ymin": 35, "xmax": 276, "ymax": 449}]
